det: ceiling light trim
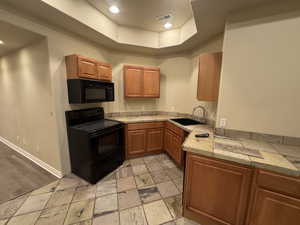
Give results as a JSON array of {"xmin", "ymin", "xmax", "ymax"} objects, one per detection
[{"xmin": 41, "ymin": 0, "xmax": 197, "ymax": 49}]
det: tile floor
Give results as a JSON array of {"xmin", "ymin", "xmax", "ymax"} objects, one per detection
[{"xmin": 0, "ymin": 153, "xmax": 201, "ymax": 225}]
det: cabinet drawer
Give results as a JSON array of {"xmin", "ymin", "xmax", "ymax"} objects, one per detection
[
  {"xmin": 165, "ymin": 121, "xmax": 184, "ymax": 137},
  {"xmin": 127, "ymin": 122, "xmax": 164, "ymax": 131},
  {"xmin": 256, "ymin": 169, "xmax": 300, "ymax": 198}
]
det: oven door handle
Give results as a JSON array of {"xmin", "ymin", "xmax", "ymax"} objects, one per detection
[{"xmin": 89, "ymin": 125, "xmax": 123, "ymax": 138}]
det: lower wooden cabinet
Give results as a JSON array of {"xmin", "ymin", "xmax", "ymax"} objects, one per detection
[
  {"xmin": 172, "ymin": 134, "xmax": 183, "ymax": 165},
  {"xmin": 183, "ymin": 153, "xmax": 253, "ymax": 225},
  {"xmin": 146, "ymin": 128, "xmax": 164, "ymax": 153},
  {"xmin": 127, "ymin": 130, "xmax": 147, "ymax": 156},
  {"xmin": 246, "ymin": 169, "xmax": 300, "ymax": 225},
  {"xmin": 183, "ymin": 154, "xmax": 300, "ymax": 225},
  {"xmin": 248, "ymin": 188, "xmax": 300, "ymax": 225},
  {"xmin": 125, "ymin": 122, "xmax": 164, "ymax": 158},
  {"xmin": 164, "ymin": 122, "xmax": 186, "ymax": 166},
  {"xmin": 164, "ymin": 129, "xmax": 173, "ymax": 156}
]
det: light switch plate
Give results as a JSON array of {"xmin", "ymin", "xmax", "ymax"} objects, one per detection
[{"xmin": 220, "ymin": 118, "xmax": 227, "ymax": 128}]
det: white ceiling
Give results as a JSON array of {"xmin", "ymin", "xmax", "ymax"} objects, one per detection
[
  {"xmin": 0, "ymin": 0, "xmax": 291, "ymax": 55},
  {"xmin": 0, "ymin": 21, "xmax": 43, "ymax": 57},
  {"xmin": 87, "ymin": 0, "xmax": 193, "ymax": 32}
]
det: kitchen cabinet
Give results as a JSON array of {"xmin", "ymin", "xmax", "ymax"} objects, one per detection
[
  {"xmin": 124, "ymin": 65, "xmax": 160, "ymax": 98},
  {"xmin": 123, "ymin": 65, "xmax": 144, "ymax": 97},
  {"xmin": 164, "ymin": 129, "xmax": 173, "ymax": 156},
  {"xmin": 164, "ymin": 121, "xmax": 186, "ymax": 166},
  {"xmin": 97, "ymin": 62, "xmax": 112, "ymax": 81},
  {"xmin": 246, "ymin": 169, "xmax": 300, "ymax": 225},
  {"xmin": 248, "ymin": 189, "xmax": 300, "ymax": 225},
  {"xmin": 65, "ymin": 54, "xmax": 112, "ymax": 81},
  {"xmin": 183, "ymin": 153, "xmax": 253, "ymax": 225},
  {"xmin": 143, "ymin": 67, "xmax": 160, "ymax": 97},
  {"xmin": 146, "ymin": 128, "xmax": 164, "ymax": 153},
  {"xmin": 125, "ymin": 122, "xmax": 164, "ymax": 158},
  {"xmin": 127, "ymin": 130, "xmax": 147, "ymax": 156},
  {"xmin": 197, "ymin": 52, "xmax": 222, "ymax": 101}
]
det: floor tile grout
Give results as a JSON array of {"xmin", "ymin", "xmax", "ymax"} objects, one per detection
[{"xmin": 1, "ymin": 153, "xmax": 190, "ymax": 225}]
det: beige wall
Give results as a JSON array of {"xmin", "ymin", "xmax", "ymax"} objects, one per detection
[
  {"xmin": 217, "ymin": 11, "xmax": 300, "ymax": 138},
  {"xmin": 0, "ymin": 6, "xmax": 223, "ymax": 174},
  {"xmin": 0, "ymin": 39, "xmax": 63, "ymax": 172},
  {"xmin": 47, "ymin": 32, "xmax": 222, "ymax": 173}
]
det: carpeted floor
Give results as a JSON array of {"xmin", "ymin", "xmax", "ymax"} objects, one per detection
[{"xmin": 0, "ymin": 141, "xmax": 57, "ymax": 204}]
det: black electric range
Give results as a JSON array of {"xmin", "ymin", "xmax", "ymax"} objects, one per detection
[{"xmin": 66, "ymin": 107, "xmax": 124, "ymax": 184}]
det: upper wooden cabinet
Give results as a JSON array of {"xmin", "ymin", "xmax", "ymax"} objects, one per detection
[
  {"xmin": 197, "ymin": 52, "xmax": 222, "ymax": 101},
  {"xmin": 97, "ymin": 62, "xmax": 112, "ymax": 81},
  {"xmin": 65, "ymin": 54, "xmax": 112, "ymax": 82},
  {"xmin": 143, "ymin": 68, "xmax": 160, "ymax": 97},
  {"xmin": 123, "ymin": 65, "xmax": 144, "ymax": 97},
  {"xmin": 124, "ymin": 65, "xmax": 160, "ymax": 98}
]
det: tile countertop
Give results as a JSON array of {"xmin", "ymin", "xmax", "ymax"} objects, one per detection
[{"xmin": 109, "ymin": 115, "xmax": 300, "ymax": 177}]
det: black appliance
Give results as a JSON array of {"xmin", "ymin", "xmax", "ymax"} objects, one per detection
[
  {"xmin": 65, "ymin": 107, "xmax": 124, "ymax": 184},
  {"xmin": 67, "ymin": 79, "xmax": 114, "ymax": 104}
]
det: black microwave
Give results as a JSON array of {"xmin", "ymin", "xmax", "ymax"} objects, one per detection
[{"xmin": 67, "ymin": 79, "xmax": 114, "ymax": 104}]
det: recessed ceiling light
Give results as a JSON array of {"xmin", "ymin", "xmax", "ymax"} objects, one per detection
[
  {"xmin": 109, "ymin": 5, "xmax": 120, "ymax": 14},
  {"xmin": 0, "ymin": 40, "xmax": 4, "ymax": 45},
  {"xmin": 164, "ymin": 22, "xmax": 173, "ymax": 29}
]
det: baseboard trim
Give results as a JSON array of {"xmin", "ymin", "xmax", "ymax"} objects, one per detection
[{"xmin": 0, "ymin": 136, "xmax": 63, "ymax": 178}]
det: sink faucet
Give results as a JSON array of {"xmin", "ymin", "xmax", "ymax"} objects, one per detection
[{"xmin": 192, "ymin": 105, "xmax": 207, "ymax": 122}]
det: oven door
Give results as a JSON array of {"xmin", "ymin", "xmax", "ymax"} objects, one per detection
[{"xmin": 90, "ymin": 125, "xmax": 124, "ymax": 164}]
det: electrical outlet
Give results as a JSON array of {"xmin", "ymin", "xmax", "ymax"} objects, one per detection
[
  {"xmin": 220, "ymin": 118, "xmax": 227, "ymax": 128},
  {"xmin": 171, "ymin": 106, "xmax": 175, "ymax": 112}
]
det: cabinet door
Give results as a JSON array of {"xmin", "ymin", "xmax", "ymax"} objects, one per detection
[
  {"xmin": 184, "ymin": 153, "xmax": 253, "ymax": 225},
  {"xmin": 143, "ymin": 68, "xmax": 160, "ymax": 97},
  {"xmin": 127, "ymin": 130, "xmax": 146, "ymax": 156},
  {"xmin": 164, "ymin": 129, "xmax": 173, "ymax": 156},
  {"xmin": 172, "ymin": 134, "xmax": 183, "ymax": 165},
  {"xmin": 146, "ymin": 128, "xmax": 164, "ymax": 153},
  {"xmin": 78, "ymin": 56, "xmax": 98, "ymax": 79},
  {"xmin": 249, "ymin": 188, "xmax": 300, "ymax": 225},
  {"xmin": 124, "ymin": 66, "xmax": 144, "ymax": 97},
  {"xmin": 197, "ymin": 52, "xmax": 222, "ymax": 101},
  {"xmin": 98, "ymin": 63, "xmax": 112, "ymax": 81}
]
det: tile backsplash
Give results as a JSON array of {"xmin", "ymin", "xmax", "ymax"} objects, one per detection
[
  {"xmin": 105, "ymin": 111, "xmax": 214, "ymax": 126},
  {"xmin": 215, "ymin": 128, "xmax": 300, "ymax": 146},
  {"xmin": 105, "ymin": 111, "xmax": 300, "ymax": 146}
]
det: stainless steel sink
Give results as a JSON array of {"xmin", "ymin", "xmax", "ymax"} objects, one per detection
[{"xmin": 171, "ymin": 118, "xmax": 205, "ymax": 126}]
